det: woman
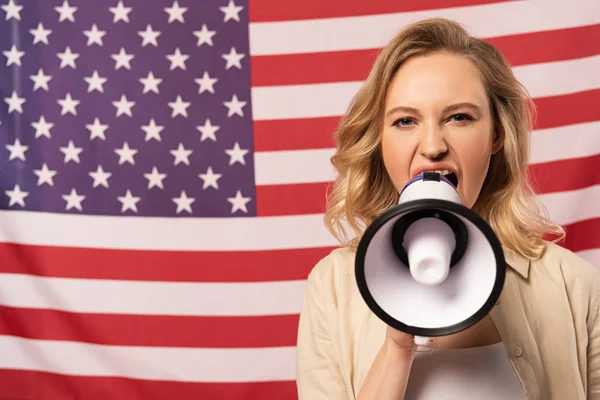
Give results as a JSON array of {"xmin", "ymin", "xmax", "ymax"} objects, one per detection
[{"xmin": 295, "ymin": 18, "xmax": 600, "ymax": 399}]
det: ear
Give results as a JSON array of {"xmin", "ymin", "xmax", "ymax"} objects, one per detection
[{"xmin": 491, "ymin": 125, "xmax": 504, "ymax": 155}]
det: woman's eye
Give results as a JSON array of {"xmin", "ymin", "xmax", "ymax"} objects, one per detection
[
  {"xmin": 449, "ymin": 113, "xmax": 472, "ymax": 123},
  {"xmin": 393, "ymin": 118, "xmax": 413, "ymax": 127}
]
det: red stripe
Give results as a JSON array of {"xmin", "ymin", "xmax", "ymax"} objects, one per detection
[
  {"xmin": 251, "ymin": 24, "xmax": 600, "ymax": 86},
  {"xmin": 554, "ymin": 218, "xmax": 600, "ymax": 253},
  {"xmin": 0, "ymin": 306, "xmax": 298, "ymax": 348},
  {"xmin": 249, "ymin": 0, "xmax": 510, "ymax": 22},
  {"xmin": 0, "ymin": 368, "xmax": 297, "ymax": 400},
  {"xmin": 529, "ymin": 153, "xmax": 600, "ymax": 195},
  {"xmin": 256, "ymin": 182, "xmax": 331, "ymax": 216},
  {"xmin": 0, "ymin": 243, "xmax": 334, "ymax": 282},
  {"xmin": 534, "ymin": 89, "xmax": 600, "ymax": 130}
]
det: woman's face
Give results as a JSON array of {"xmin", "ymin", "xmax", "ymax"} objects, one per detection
[{"xmin": 380, "ymin": 51, "xmax": 503, "ymax": 208}]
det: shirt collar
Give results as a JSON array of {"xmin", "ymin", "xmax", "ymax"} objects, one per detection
[{"xmin": 502, "ymin": 246, "xmax": 531, "ymax": 279}]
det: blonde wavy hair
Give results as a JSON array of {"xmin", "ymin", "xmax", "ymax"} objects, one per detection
[{"xmin": 324, "ymin": 18, "xmax": 565, "ymax": 260}]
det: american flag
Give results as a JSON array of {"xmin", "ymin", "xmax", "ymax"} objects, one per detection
[{"xmin": 0, "ymin": 0, "xmax": 599, "ymax": 398}]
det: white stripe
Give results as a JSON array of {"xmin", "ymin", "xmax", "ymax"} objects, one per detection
[
  {"xmin": 576, "ymin": 248, "xmax": 600, "ymax": 270},
  {"xmin": 0, "ymin": 273, "xmax": 306, "ymax": 316},
  {"xmin": 249, "ymin": 0, "xmax": 600, "ymax": 56},
  {"xmin": 529, "ymin": 121, "xmax": 600, "ymax": 165},
  {"xmin": 251, "ymin": 55, "xmax": 600, "ymax": 120},
  {"xmin": 0, "ymin": 336, "xmax": 295, "ymax": 382},
  {"xmin": 537, "ymin": 184, "xmax": 600, "ymax": 226}
]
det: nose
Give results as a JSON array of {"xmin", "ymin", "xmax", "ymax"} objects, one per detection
[{"xmin": 418, "ymin": 125, "xmax": 448, "ymax": 160}]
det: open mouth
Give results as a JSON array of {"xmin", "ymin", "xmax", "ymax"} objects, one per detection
[{"xmin": 444, "ymin": 172, "xmax": 459, "ymax": 188}]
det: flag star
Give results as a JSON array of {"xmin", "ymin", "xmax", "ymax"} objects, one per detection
[
  {"xmin": 57, "ymin": 93, "xmax": 80, "ymax": 116},
  {"xmin": 172, "ymin": 191, "xmax": 195, "ymax": 214},
  {"xmin": 194, "ymin": 71, "xmax": 218, "ymax": 94},
  {"xmin": 6, "ymin": 138, "xmax": 28, "ymax": 161},
  {"xmin": 138, "ymin": 24, "xmax": 161, "ymax": 47},
  {"xmin": 30, "ymin": 23, "xmax": 52, "ymax": 45},
  {"xmin": 144, "ymin": 166, "xmax": 167, "ymax": 189},
  {"xmin": 3, "ymin": 45, "xmax": 25, "ymax": 67},
  {"xmin": 84, "ymin": 70, "xmax": 107, "ymax": 93},
  {"xmin": 166, "ymin": 48, "xmax": 189, "ymax": 70},
  {"xmin": 114, "ymin": 142, "xmax": 138, "ymax": 165},
  {"xmin": 220, "ymin": 0, "xmax": 244, "ymax": 22},
  {"xmin": 4, "ymin": 91, "xmax": 26, "ymax": 114},
  {"xmin": 83, "ymin": 24, "xmax": 106, "ymax": 46},
  {"xmin": 62, "ymin": 188, "xmax": 85, "ymax": 211},
  {"xmin": 196, "ymin": 119, "xmax": 220, "ymax": 142},
  {"xmin": 118, "ymin": 190, "xmax": 141, "ymax": 213},
  {"xmin": 227, "ymin": 190, "xmax": 251, "ymax": 214},
  {"xmin": 112, "ymin": 94, "xmax": 135, "ymax": 117},
  {"xmin": 223, "ymin": 94, "xmax": 246, "ymax": 117},
  {"xmin": 54, "ymin": 0, "xmax": 77, "ymax": 22},
  {"xmin": 170, "ymin": 142, "xmax": 192, "ymax": 166},
  {"xmin": 30, "ymin": 68, "xmax": 52, "ymax": 91},
  {"xmin": 2, "ymin": 0, "xmax": 23, "ymax": 21},
  {"xmin": 59, "ymin": 140, "xmax": 83, "ymax": 164},
  {"xmin": 86, "ymin": 117, "xmax": 109, "ymax": 140},
  {"xmin": 225, "ymin": 142, "xmax": 248, "ymax": 165},
  {"xmin": 5, "ymin": 184, "xmax": 29, "ymax": 208},
  {"xmin": 139, "ymin": 71, "xmax": 162, "ymax": 94},
  {"xmin": 33, "ymin": 163, "xmax": 57, "ymax": 186},
  {"xmin": 141, "ymin": 119, "xmax": 164, "ymax": 142},
  {"xmin": 57, "ymin": 46, "xmax": 79, "ymax": 69},
  {"xmin": 89, "ymin": 165, "xmax": 112, "ymax": 188},
  {"xmin": 31, "ymin": 115, "xmax": 54, "ymax": 139},
  {"xmin": 168, "ymin": 95, "xmax": 191, "ymax": 118},
  {"xmin": 109, "ymin": 0, "xmax": 132, "ymax": 23},
  {"xmin": 164, "ymin": 0, "xmax": 187, "ymax": 23},
  {"xmin": 198, "ymin": 166, "xmax": 222, "ymax": 190},
  {"xmin": 193, "ymin": 24, "xmax": 216, "ymax": 47},
  {"xmin": 222, "ymin": 47, "xmax": 245, "ymax": 70},
  {"xmin": 111, "ymin": 47, "xmax": 134, "ymax": 70}
]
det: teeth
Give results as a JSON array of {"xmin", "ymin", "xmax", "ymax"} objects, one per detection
[{"xmin": 428, "ymin": 170, "xmax": 451, "ymax": 175}]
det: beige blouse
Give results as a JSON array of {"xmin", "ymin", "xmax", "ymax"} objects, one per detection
[{"xmin": 296, "ymin": 241, "xmax": 600, "ymax": 399}]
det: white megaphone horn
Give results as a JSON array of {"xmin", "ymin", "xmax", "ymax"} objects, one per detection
[{"xmin": 355, "ymin": 171, "xmax": 506, "ymax": 349}]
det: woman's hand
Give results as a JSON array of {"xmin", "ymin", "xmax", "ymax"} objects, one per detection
[{"xmin": 385, "ymin": 325, "xmax": 417, "ymax": 355}]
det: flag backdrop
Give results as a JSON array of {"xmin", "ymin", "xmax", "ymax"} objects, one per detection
[{"xmin": 0, "ymin": 0, "xmax": 599, "ymax": 398}]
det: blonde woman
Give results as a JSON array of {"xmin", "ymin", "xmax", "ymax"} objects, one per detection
[{"xmin": 296, "ymin": 18, "xmax": 600, "ymax": 400}]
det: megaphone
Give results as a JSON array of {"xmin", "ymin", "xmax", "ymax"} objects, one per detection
[{"xmin": 355, "ymin": 171, "xmax": 505, "ymax": 348}]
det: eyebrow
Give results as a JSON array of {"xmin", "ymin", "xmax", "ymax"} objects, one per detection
[{"xmin": 385, "ymin": 102, "xmax": 483, "ymax": 119}]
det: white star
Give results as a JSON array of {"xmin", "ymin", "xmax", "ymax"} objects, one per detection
[
  {"xmin": 223, "ymin": 94, "xmax": 246, "ymax": 117},
  {"xmin": 57, "ymin": 93, "xmax": 80, "ymax": 116},
  {"xmin": 139, "ymin": 71, "xmax": 162, "ymax": 94},
  {"xmin": 193, "ymin": 24, "xmax": 216, "ymax": 47},
  {"xmin": 138, "ymin": 24, "xmax": 161, "ymax": 47},
  {"xmin": 141, "ymin": 119, "xmax": 164, "ymax": 142},
  {"xmin": 164, "ymin": 0, "xmax": 187, "ymax": 23},
  {"xmin": 220, "ymin": 0, "xmax": 244, "ymax": 22},
  {"xmin": 86, "ymin": 117, "xmax": 109, "ymax": 140},
  {"xmin": 196, "ymin": 119, "xmax": 220, "ymax": 142},
  {"xmin": 62, "ymin": 188, "xmax": 85, "ymax": 211},
  {"xmin": 118, "ymin": 190, "xmax": 141, "ymax": 213},
  {"xmin": 6, "ymin": 138, "xmax": 28, "ymax": 161},
  {"xmin": 109, "ymin": 0, "xmax": 132, "ymax": 23},
  {"xmin": 83, "ymin": 24, "xmax": 106, "ymax": 46},
  {"xmin": 112, "ymin": 94, "xmax": 135, "ymax": 117},
  {"xmin": 84, "ymin": 71, "xmax": 107, "ymax": 93},
  {"xmin": 222, "ymin": 47, "xmax": 245, "ymax": 70},
  {"xmin": 33, "ymin": 163, "xmax": 57, "ymax": 186},
  {"xmin": 111, "ymin": 47, "xmax": 134, "ymax": 70},
  {"xmin": 57, "ymin": 46, "xmax": 79, "ymax": 69},
  {"xmin": 227, "ymin": 190, "xmax": 251, "ymax": 214},
  {"xmin": 59, "ymin": 140, "xmax": 83, "ymax": 164},
  {"xmin": 30, "ymin": 23, "xmax": 52, "ymax": 45},
  {"xmin": 114, "ymin": 142, "xmax": 138, "ymax": 165},
  {"xmin": 166, "ymin": 48, "xmax": 189, "ymax": 70},
  {"xmin": 144, "ymin": 166, "xmax": 167, "ymax": 189},
  {"xmin": 172, "ymin": 191, "xmax": 195, "ymax": 214},
  {"xmin": 194, "ymin": 71, "xmax": 218, "ymax": 94},
  {"xmin": 225, "ymin": 142, "xmax": 248, "ymax": 165},
  {"xmin": 4, "ymin": 91, "xmax": 26, "ymax": 114},
  {"xmin": 3, "ymin": 45, "xmax": 25, "ymax": 67},
  {"xmin": 30, "ymin": 68, "xmax": 52, "ymax": 91},
  {"xmin": 54, "ymin": 0, "xmax": 77, "ymax": 22},
  {"xmin": 5, "ymin": 184, "xmax": 28, "ymax": 208},
  {"xmin": 168, "ymin": 95, "xmax": 191, "ymax": 118},
  {"xmin": 2, "ymin": 0, "xmax": 23, "ymax": 21},
  {"xmin": 31, "ymin": 115, "xmax": 54, "ymax": 139},
  {"xmin": 198, "ymin": 166, "xmax": 222, "ymax": 190},
  {"xmin": 89, "ymin": 165, "xmax": 112, "ymax": 188},
  {"xmin": 170, "ymin": 142, "xmax": 192, "ymax": 166}
]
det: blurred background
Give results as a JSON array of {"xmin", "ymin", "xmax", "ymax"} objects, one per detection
[{"xmin": 0, "ymin": 0, "xmax": 599, "ymax": 399}]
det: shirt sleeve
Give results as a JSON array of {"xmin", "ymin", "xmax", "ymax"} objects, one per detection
[
  {"xmin": 588, "ymin": 278, "xmax": 600, "ymax": 399},
  {"xmin": 296, "ymin": 258, "xmax": 348, "ymax": 400}
]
